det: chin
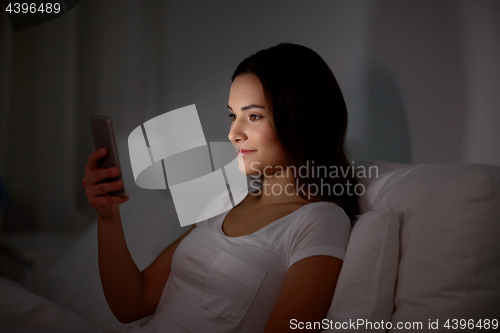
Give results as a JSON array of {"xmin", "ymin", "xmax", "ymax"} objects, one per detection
[
  {"xmin": 238, "ymin": 159, "xmax": 260, "ymax": 175},
  {"xmin": 238, "ymin": 163, "xmax": 254, "ymax": 175}
]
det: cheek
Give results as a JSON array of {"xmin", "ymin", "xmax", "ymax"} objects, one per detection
[
  {"xmin": 249, "ymin": 123, "xmax": 288, "ymax": 167},
  {"xmin": 256, "ymin": 124, "xmax": 279, "ymax": 148},
  {"xmin": 262, "ymin": 136, "xmax": 288, "ymax": 165}
]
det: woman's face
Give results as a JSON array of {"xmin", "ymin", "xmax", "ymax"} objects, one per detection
[{"xmin": 228, "ymin": 74, "xmax": 289, "ymax": 176}]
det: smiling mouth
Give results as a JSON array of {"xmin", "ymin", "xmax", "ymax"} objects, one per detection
[{"xmin": 237, "ymin": 149, "xmax": 256, "ymax": 157}]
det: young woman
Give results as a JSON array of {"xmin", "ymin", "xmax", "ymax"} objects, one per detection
[{"xmin": 82, "ymin": 43, "xmax": 359, "ymax": 332}]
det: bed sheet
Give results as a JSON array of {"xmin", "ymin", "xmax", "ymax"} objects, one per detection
[{"xmin": 0, "ymin": 277, "xmax": 99, "ymax": 333}]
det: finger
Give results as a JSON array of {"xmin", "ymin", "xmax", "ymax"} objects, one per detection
[
  {"xmin": 84, "ymin": 148, "xmax": 108, "ymax": 173},
  {"xmin": 83, "ymin": 167, "xmax": 120, "ymax": 187},
  {"xmin": 87, "ymin": 179, "xmax": 124, "ymax": 197},
  {"xmin": 90, "ymin": 194, "xmax": 129, "ymax": 209}
]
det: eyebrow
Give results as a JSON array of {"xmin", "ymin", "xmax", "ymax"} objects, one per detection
[{"xmin": 227, "ymin": 104, "xmax": 265, "ymax": 112}]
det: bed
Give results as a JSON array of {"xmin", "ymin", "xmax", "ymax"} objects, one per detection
[{"xmin": 1, "ymin": 160, "xmax": 499, "ymax": 332}]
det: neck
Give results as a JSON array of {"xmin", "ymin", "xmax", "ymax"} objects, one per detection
[{"xmin": 251, "ymin": 168, "xmax": 309, "ymax": 206}]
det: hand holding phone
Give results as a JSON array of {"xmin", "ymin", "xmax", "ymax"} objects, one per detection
[{"xmin": 89, "ymin": 116, "xmax": 126, "ymax": 197}]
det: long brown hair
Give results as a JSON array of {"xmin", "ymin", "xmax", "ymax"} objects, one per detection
[{"xmin": 232, "ymin": 43, "xmax": 359, "ymax": 225}]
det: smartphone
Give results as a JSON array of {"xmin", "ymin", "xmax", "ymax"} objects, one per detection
[{"xmin": 90, "ymin": 116, "xmax": 126, "ymax": 197}]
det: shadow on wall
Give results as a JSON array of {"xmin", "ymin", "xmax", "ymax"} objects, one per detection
[
  {"xmin": 363, "ymin": 60, "xmax": 412, "ymax": 164},
  {"xmin": 358, "ymin": 0, "xmax": 467, "ymax": 165}
]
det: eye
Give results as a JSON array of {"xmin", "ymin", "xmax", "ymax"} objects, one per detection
[
  {"xmin": 249, "ymin": 114, "xmax": 262, "ymax": 121},
  {"xmin": 228, "ymin": 113, "xmax": 236, "ymax": 121}
]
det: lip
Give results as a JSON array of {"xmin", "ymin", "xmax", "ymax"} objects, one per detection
[{"xmin": 236, "ymin": 148, "xmax": 256, "ymax": 157}]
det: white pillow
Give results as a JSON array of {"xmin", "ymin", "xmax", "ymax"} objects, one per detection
[
  {"xmin": 370, "ymin": 163, "xmax": 500, "ymax": 326},
  {"xmin": 354, "ymin": 159, "xmax": 422, "ymax": 213},
  {"xmin": 325, "ymin": 207, "xmax": 400, "ymax": 332}
]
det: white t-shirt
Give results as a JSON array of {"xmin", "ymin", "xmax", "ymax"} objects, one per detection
[{"xmin": 126, "ymin": 201, "xmax": 350, "ymax": 333}]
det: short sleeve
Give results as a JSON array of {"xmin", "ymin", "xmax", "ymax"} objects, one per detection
[{"xmin": 288, "ymin": 202, "xmax": 351, "ymax": 268}]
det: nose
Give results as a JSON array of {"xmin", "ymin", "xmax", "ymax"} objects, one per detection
[{"xmin": 228, "ymin": 117, "xmax": 247, "ymax": 143}]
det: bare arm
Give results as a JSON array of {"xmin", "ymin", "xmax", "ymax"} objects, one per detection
[
  {"xmin": 97, "ymin": 215, "xmax": 194, "ymax": 323},
  {"xmin": 264, "ymin": 256, "xmax": 343, "ymax": 332},
  {"xmin": 82, "ymin": 148, "xmax": 193, "ymax": 323}
]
